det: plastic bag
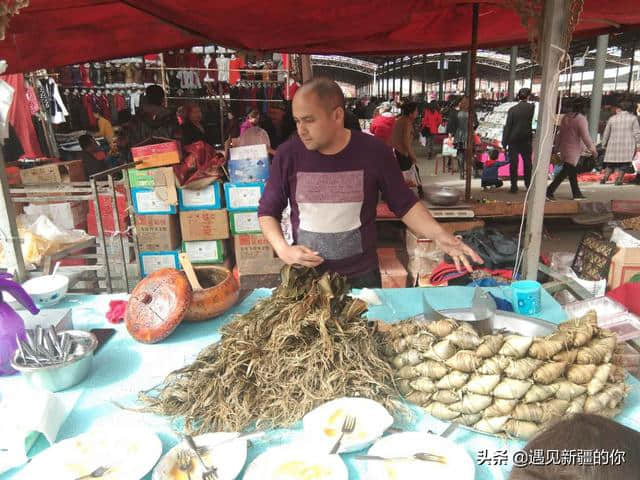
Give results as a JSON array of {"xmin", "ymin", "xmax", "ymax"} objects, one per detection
[{"xmin": 173, "ymin": 141, "xmax": 225, "ymax": 189}]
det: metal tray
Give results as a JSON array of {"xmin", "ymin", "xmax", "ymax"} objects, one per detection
[{"xmin": 408, "ymin": 308, "xmax": 559, "ymax": 439}]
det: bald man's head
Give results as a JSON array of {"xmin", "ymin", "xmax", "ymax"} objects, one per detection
[
  {"xmin": 296, "ymin": 78, "xmax": 345, "ymax": 113},
  {"xmin": 292, "ymin": 78, "xmax": 348, "ymax": 152}
]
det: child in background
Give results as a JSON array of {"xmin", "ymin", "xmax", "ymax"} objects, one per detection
[{"xmin": 481, "ymin": 148, "xmax": 509, "ymax": 190}]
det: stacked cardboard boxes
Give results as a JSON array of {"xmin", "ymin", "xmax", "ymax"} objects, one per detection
[
  {"xmin": 129, "ymin": 166, "xmax": 182, "ymax": 276},
  {"xmin": 179, "ymin": 182, "xmax": 230, "ymax": 267},
  {"xmin": 226, "ymin": 145, "xmax": 283, "ymax": 286}
]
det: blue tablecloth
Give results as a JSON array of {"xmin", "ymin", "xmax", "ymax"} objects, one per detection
[{"xmin": 2, "ymin": 287, "xmax": 640, "ymax": 480}]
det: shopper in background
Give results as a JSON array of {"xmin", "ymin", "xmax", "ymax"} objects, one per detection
[
  {"xmin": 509, "ymin": 414, "xmax": 640, "ymax": 480},
  {"xmin": 129, "ymin": 84, "xmax": 178, "ymax": 146},
  {"xmin": 369, "ymin": 102, "xmax": 396, "ymax": 145},
  {"xmin": 481, "ymin": 148, "xmax": 509, "ymax": 190},
  {"xmin": 601, "ymin": 100, "xmax": 640, "ymax": 185},
  {"xmin": 93, "ymin": 107, "xmax": 114, "ymax": 144},
  {"xmin": 421, "ymin": 101, "xmax": 442, "ymax": 159},
  {"xmin": 391, "ymin": 101, "xmax": 419, "ymax": 171},
  {"xmin": 454, "ymin": 97, "xmax": 478, "ymax": 180},
  {"xmin": 546, "ymin": 98, "xmax": 597, "ymax": 200},
  {"xmin": 181, "ymin": 103, "xmax": 208, "ymax": 146},
  {"xmin": 234, "ymin": 109, "xmax": 275, "ymax": 155},
  {"xmin": 78, "ymin": 134, "xmax": 105, "ymax": 178},
  {"xmin": 502, "ymin": 87, "xmax": 535, "ymax": 193}
]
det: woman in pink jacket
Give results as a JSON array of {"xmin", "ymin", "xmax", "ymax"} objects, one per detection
[{"xmin": 546, "ymin": 99, "xmax": 597, "ymax": 200}]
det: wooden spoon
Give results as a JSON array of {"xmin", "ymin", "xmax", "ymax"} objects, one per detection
[{"xmin": 178, "ymin": 252, "xmax": 203, "ymax": 291}]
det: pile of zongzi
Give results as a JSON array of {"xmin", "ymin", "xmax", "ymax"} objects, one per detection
[
  {"xmin": 139, "ymin": 266, "xmax": 399, "ymax": 434},
  {"xmin": 383, "ymin": 311, "xmax": 630, "ymax": 439}
]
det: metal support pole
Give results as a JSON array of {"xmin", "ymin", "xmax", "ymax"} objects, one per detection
[
  {"xmin": 373, "ymin": 69, "xmax": 377, "ymax": 98},
  {"xmin": 422, "ymin": 54, "xmax": 427, "ymax": 98},
  {"xmin": 567, "ymin": 58, "xmax": 573, "ymax": 95},
  {"xmin": 628, "ymin": 40, "xmax": 636, "ymax": 93},
  {"xmin": 530, "ymin": 65, "xmax": 535, "ymax": 90},
  {"xmin": 589, "ymin": 34, "xmax": 609, "ymax": 141},
  {"xmin": 509, "ymin": 46, "xmax": 518, "ymax": 100},
  {"xmin": 523, "ymin": 0, "xmax": 568, "ymax": 279},
  {"xmin": 579, "ymin": 70, "xmax": 584, "ymax": 95},
  {"xmin": 399, "ymin": 57, "xmax": 404, "ymax": 97},
  {"xmin": 439, "ymin": 53, "xmax": 445, "ymax": 101},
  {"xmin": 409, "ymin": 56, "xmax": 414, "ymax": 97},
  {"xmin": 465, "ymin": 4, "xmax": 479, "ymax": 201},
  {"xmin": 0, "ymin": 148, "xmax": 26, "ymax": 281},
  {"xmin": 386, "ymin": 65, "xmax": 390, "ymax": 99},
  {"xmin": 392, "ymin": 59, "xmax": 397, "ymax": 99},
  {"xmin": 614, "ymin": 65, "xmax": 619, "ymax": 92}
]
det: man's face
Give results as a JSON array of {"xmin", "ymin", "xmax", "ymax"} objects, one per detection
[{"xmin": 293, "ymin": 91, "xmax": 343, "ymax": 151}]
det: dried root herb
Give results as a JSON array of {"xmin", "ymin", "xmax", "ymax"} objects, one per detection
[{"xmin": 139, "ymin": 265, "xmax": 400, "ymax": 434}]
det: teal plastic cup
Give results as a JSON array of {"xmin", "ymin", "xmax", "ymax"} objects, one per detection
[{"xmin": 510, "ymin": 280, "xmax": 542, "ymax": 315}]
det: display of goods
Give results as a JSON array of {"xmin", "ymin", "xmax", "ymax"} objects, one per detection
[
  {"xmin": 139, "ymin": 265, "xmax": 398, "ymax": 433},
  {"xmin": 383, "ymin": 311, "xmax": 630, "ymax": 439}
]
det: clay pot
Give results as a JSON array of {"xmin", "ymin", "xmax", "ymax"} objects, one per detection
[{"xmin": 184, "ymin": 265, "xmax": 239, "ymax": 322}]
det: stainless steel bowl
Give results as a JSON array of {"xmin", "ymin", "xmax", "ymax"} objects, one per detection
[
  {"xmin": 11, "ymin": 330, "xmax": 98, "ymax": 392},
  {"xmin": 424, "ymin": 186, "xmax": 463, "ymax": 206}
]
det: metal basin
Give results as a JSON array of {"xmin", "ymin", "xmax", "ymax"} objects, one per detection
[
  {"xmin": 11, "ymin": 330, "xmax": 97, "ymax": 392},
  {"xmin": 424, "ymin": 186, "xmax": 463, "ymax": 206}
]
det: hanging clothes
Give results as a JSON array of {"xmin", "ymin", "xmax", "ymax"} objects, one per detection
[
  {"xmin": 25, "ymin": 85, "xmax": 40, "ymax": 115},
  {"xmin": 80, "ymin": 64, "xmax": 92, "ymax": 87},
  {"xmin": 1, "ymin": 74, "xmax": 42, "ymax": 157},
  {"xmin": 42, "ymin": 78, "xmax": 69, "ymax": 124},
  {"xmin": 229, "ymin": 56, "xmax": 246, "ymax": 86},
  {"xmin": 216, "ymin": 56, "xmax": 230, "ymax": 83},
  {"xmin": 130, "ymin": 91, "xmax": 141, "ymax": 115}
]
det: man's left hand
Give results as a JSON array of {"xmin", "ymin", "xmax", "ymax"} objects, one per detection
[{"xmin": 434, "ymin": 231, "xmax": 483, "ymax": 273}]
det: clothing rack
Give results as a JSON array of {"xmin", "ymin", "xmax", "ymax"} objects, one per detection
[
  {"xmin": 167, "ymin": 96, "xmax": 285, "ymax": 102},
  {"xmin": 27, "ymin": 72, "xmax": 60, "ymax": 157}
]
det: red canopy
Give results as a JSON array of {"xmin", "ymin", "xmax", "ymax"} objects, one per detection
[{"xmin": 1, "ymin": 0, "xmax": 639, "ymax": 74}]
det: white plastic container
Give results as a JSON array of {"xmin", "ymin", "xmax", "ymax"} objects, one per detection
[{"xmin": 22, "ymin": 275, "xmax": 69, "ymax": 308}]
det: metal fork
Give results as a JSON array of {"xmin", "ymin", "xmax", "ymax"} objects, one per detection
[
  {"xmin": 330, "ymin": 415, "xmax": 356, "ymax": 454},
  {"xmin": 73, "ymin": 466, "xmax": 111, "ymax": 480},
  {"xmin": 177, "ymin": 450, "xmax": 193, "ymax": 480},
  {"xmin": 184, "ymin": 435, "xmax": 218, "ymax": 480},
  {"xmin": 354, "ymin": 451, "xmax": 447, "ymax": 464}
]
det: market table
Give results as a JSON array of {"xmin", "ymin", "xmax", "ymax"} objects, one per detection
[{"xmin": 2, "ymin": 287, "xmax": 640, "ymax": 480}]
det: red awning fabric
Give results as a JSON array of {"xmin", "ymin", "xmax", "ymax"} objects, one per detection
[{"xmin": 1, "ymin": 0, "xmax": 639, "ymax": 74}]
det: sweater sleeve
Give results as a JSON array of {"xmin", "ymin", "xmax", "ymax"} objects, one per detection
[
  {"xmin": 577, "ymin": 115, "xmax": 597, "ymax": 156},
  {"xmin": 258, "ymin": 148, "xmax": 289, "ymax": 221},
  {"xmin": 378, "ymin": 146, "xmax": 419, "ymax": 218},
  {"xmin": 632, "ymin": 117, "xmax": 640, "ymax": 148}
]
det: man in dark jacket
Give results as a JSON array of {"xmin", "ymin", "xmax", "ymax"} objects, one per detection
[
  {"xmin": 502, "ymin": 88, "xmax": 535, "ymax": 193},
  {"xmin": 129, "ymin": 85, "xmax": 178, "ymax": 147}
]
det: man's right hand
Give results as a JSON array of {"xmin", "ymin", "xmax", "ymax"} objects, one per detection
[{"xmin": 277, "ymin": 245, "xmax": 324, "ymax": 268}]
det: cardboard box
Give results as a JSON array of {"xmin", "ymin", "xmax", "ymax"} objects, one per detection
[
  {"xmin": 24, "ymin": 201, "xmax": 88, "ymax": 231},
  {"xmin": 132, "ymin": 187, "xmax": 177, "ymax": 215},
  {"xmin": 377, "ymin": 248, "xmax": 408, "ymax": 288},
  {"xmin": 228, "ymin": 144, "xmax": 270, "ymax": 183},
  {"xmin": 182, "ymin": 240, "xmax": 227, "ymax": 264},
  {"xmin": 179, "ymin": 209, "xmax": 229, "ymax": 241},
  {"xmin": 131, "ymin": 141, "xmax": 181, "ymax": 170},
  {"xmin": 135, "ymin": 214, "xmax": 181, "ymax": 251},
  {"xmin": 178, "ymin": 182, "xmax": 223, "ymax": 211},
  {"xmin": 223, "ymin": 182, "xmax": 265, "ymax": 212},
  {"xmin": 608, "ymin": 247, "xmax": 640, "ymax": 290},
  {"xmin": 229, "ymin": 211, "xmax": 261, "ymax": 235},
  {"xmin": 127, "ymin": 167, "xmax": 178, "ymax": 205},
  {"xmin": 87, "ymin": 192, "xmax": 129, "ymax": 236},
  {"xmin": 233, "ymin": 233, "xmax": 284, "ymax": 275},
  {"xmin": 19, "ymin": 160, "xmax": 86, "ymax": 185},
  {"xmin": 139, "ymin": 251, "xmax": 180, "ymax": 277}
]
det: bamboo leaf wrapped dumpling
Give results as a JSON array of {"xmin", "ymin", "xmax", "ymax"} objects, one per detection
[
  {"xmin": 423, "ymin": 401, "xmax": 461, "ymax": 420},
  {"xmin": 414, "ymin": 360, "xmax": 449, "ymax": 379},
  {"xmin": 532, "ymin": 362, "xmax": 567, "ymax": 385},
  {"xmin": 446, "ymin": 328, "xmax": 482, "ymax": 350},
  {"xmin": 476, "ymin": 334, "xmax": 505, "ymax": 358},
  {"xmin": 406, "ymin": 390, "xmax": 433, "ymax": 406},
  {"xmin": 523, "ymin": 383, "xmax": 560, "ymax": 403},
  {"xmin": 473, "ymin": 415, "xmax": 510, "ymax": 434},
  {"xmin": 566, "ymin": 394, "xmax": 587, "ymax": 415},
  {"xmin": 436, "ymin": 370, "xmax": 470, "ymax": 389},
  {"xmin": 493, "ymin": 378, "xmax": 532, "ymax": 400},
  {"xmin": 457, "ymin": 413, "xmax": 482, "ymax": 426},
  {"xmin": 422, "ymin": 340, "xmax": 456, "ymax": 362},
  {"xmin": 432, "ymin": 389, "xmax": 460, "ymax": 404},
  {"xmin": 391, "ymin": 349, "xmax": 422, "ymax": 369},
  {"xmin": 499, "ymin": 335, "xmax": 533, "ymax": 358},
  {"xmin": 505, "ymin": 358, "xmax": 544, "ymax": 380},
  {"xmin": 551, "ymin": 381, "xmax": 587, "ymax": 401},
  {"xmin": 464, "ymin": 374, "xmax": 501, "ymax": 395},
  {"xmin": 409, "ymin": 377, "xmax": 438, "ymax": 394},
  {"xmin": 576, "ymin": 336, "xmax": 617, "ymax": 364},
  {"xmin": 445, "ymin": 350, "xmax": 482, "ymax": 373},
  {"xmin": 504, "ymin": 419, "xmax": 540, "ymax": 440},
  {"xmin": 450, "ymin": 393, "xmax": 493, "ymax": 414},
  {"xmin": 478, "ymin": 355, "xmax": 511, "ymax": 375},
  {"xmin": 484, "ymin": 398, "xmax": 519, "ymax": 417},
  {"xmin": 566, "ymin": 364, "xmax": 598, "ymax": 385},
  {"xmin": 426, "ymin": 319, "xmax": 458, "ymax": 338}
]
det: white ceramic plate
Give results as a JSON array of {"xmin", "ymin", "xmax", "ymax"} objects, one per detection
[
  {"xmin": 243, "ymin": 445, "xmax": 347, "ymax": 480},
  {"xmin": 151, "ymin": 432, "xmax": 247, "ymax": 480},
  {"xmin": 302, "ymin": 397, "xmax": 394, "ymax": 454},
  {"xmin": 18, "ymin": 424, "xmax": 162, "ymax": 480},
  {"xmin": 361, "ymin": 432, "xmax": 475, "ymax": 480}
]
